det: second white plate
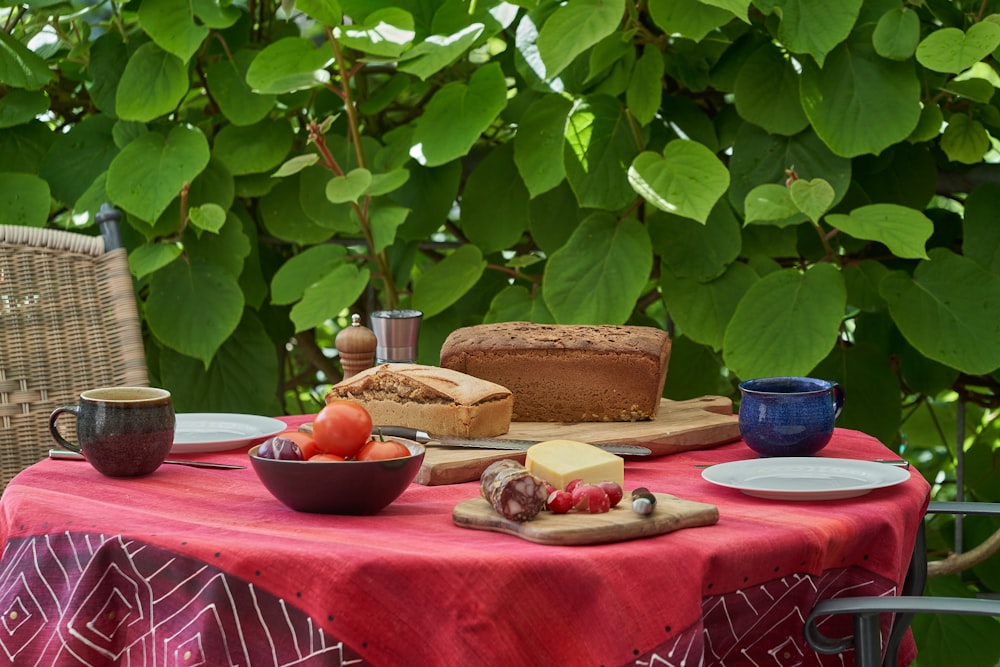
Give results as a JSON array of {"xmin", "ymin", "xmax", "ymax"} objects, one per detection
[
  {"xmin": 172, "ymin": 413, "xmax": 288, "ymax": 454},
  {"xmin": 701, "ymin": 457, "xmax": 911, "ymax": 501}
]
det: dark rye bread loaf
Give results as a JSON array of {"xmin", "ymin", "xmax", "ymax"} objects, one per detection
[{"xmin": 439, "ymin": 322, "xmax": 671, "ymax": 422}]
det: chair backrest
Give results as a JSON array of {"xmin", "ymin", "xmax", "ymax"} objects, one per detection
[{"xmin": 0, "ymin": 223, "xmax": 148, "ymax": 493}]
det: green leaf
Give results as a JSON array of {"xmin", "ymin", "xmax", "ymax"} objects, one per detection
[
  {"xmin": 628, "ymin": 140, "xmax": 730, "ymax": 224},
  {"xmin": 764, "ymin": 0, "xmax": 862, "ymax": 67},
  {"xmin": 391, "ymin": 161, "xmax": 461, "ymax": 241},
  {"xmin": 484, "ymin": 285, "xmax": 555, "ymax": 324},
  {"xmin": 661, "ymin": 261, "xmax": 758, "ymax": 351},
  {"xmin": 788, "ymin": 178, "xmax": 834, "ymax": 223},
  {"xmin": 460, "ymin": 143, "xmax": 529, "ymax": 254},
  {"xmin": 728, "ymin": 124, "xmax": 851, "ymax": 217},
  {"xmin": 213, "ymin": 118, "xmax": 294, "ymax": 176},
  {"xmin": 115, "ymin": 42, "xmax": 189, "ymax": 122},
  {"xmin": 398, "ymin": 23, "xmax": 484, "ymax": 80},
  {"xmin": 963, "ymin": 183, "xmax": 1000, "ymax": 273},
  {"xmin": 298, "ymin": 163, "xmax": 357, "ymax": 233},
  {"xmin": 873, "ymin": 7, "xmax": 921, "ymax": 61},
  {"xmin": 564, "ymin": 95, "xmax": 640, "ymax": 210},
  {"xmin": 205, "ymin": 50, "xmax": 277, "ymax": 126},
  {"xmin": 291, "ymin": 264, "xmax": 371, "ymax": 332},
  {"xmin": 843, "ymin": 260, "xmax": 889, "ymax": 313},
  {"xmin": 743, "ymin": 183, "xmax": 807, "ymax": 228},
  {"xmin": 733, "ymin": 42, "xmax": 808, "ymax": 136},
  {"xmin": 137, "ymin": 0, "xmax": 209, "ymax": 63},
  {"xmin": 411, "ymin": 245, "xmax": 487, "ymax": 318},
  {"xmin": 880, "ymin": 248, "xmax": 1000, "ymax": 375},
  {"xmin": 260, "ymin": 174, "xmax": 335, "ymax": 244},
  {"xmin": 916, "ymin": 21, "xmax": 1000, "ymax": 74},
  {"xmin": 245, "ymin": 37, "xmax": 333, "ymax": 95},
  {"xmin": 146, "ymin": 258, "xmax": 244, "ymax": 367},
  {"xmin": 106, "ymin": 125, "xmax": 210, "ymax": 222},
  {"xmin": 542, "ymin": 214, "xmax": 652, "ymax": 324},
  {"xmin": 647, "ymin": 0, "xmax": 735, "ymax": 42},
  {"xmin": 0, "ymin": 30, "xmax": 56, "ymax": 90},
  {"xmin": 514, "ymin": 94, "xmax": 572, "ymax": 198},
  {"xmin": 650, "ymin": 202, "xmax": 742, "ymax": 282},
  {"xmin": 813, "ymin": 341, "xmax": 902, "ymax": 445},
  {"xmin": 912, "ymin": 577, "xmax": 1000, "ymax": 667},
  {"xmin": 723, "ymin": 263, "xmax": 847, "ymax": 379},
  {"xmin": 335, "ymin": 8, "xmax": 415, "ymax": 59},
  {"xmin": 536, "ymin": 0, "xmax": 625, "ymax": 78},
  {"xmin": 38, "ymin": 114, "xmax": 117, "ymax": 207},
  {"xmin": 128, "ymin": 242, "xmax": 182, "ymax": 279},
  {"xmin": 189, "ymin": 203, "xmax": 227, "ymax": 233},
  {"xmin": 799, "ymin": 24, "xmax": 921, "ymax": 158},
  {"xmin": 86, "ymin": 32, "xmax": 127, "ymax": 116},
  {"xmin": 160, "ymin": 311, "xmax": 282, "ymax": 415},
  {"xmin": 627, "ymin": 45, "xmax": 664, "ymax": 126},
  {"xmin": 368, "ymin": 168, "xmax": 409, "ymax": 196},
  {"xmin": 271, "ymin": 244, "xmax": 348, "ymax": 305},
  {"xmin": 368, "ymin": 200, "xmax": 410, "ymax": 253},
  {"xmin": 0, "ymin": 172, "xmax": 50, "ymax": 226},
  {"xmin": 192, "ymin": 0, "xmax": 241, "ymax": 29},
  {"xmin": 826, "ymin": 204, "xmax": 932, "ymax": 260},
  {"xmin": 326, "ymin": 168, "xmax": 372, "ymax": 203},
  {"xmin": 0, "ymin": 90, "xmax": 48, "ymax": 129},
  {"xmin": 273, "ymin": 154, "xmax": 320, "ymax": 178},
  {"xmin": 410, "ymin": 62, "xmax": 507, "ymax": 167},
  {"xmin": 295, "ymin": 0, "xmax": 343, "ymax": 25},
  {"xmin": 940, "ymin": 113, "xmax": 990, "ymax": 164}
]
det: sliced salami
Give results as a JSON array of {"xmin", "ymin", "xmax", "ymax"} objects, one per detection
[{"xmin": 480, "ymin": 459, "xmax": 548, "ymax": 522}]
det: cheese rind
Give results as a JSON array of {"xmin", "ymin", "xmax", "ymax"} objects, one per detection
[{"xmin": 524, "ymin": 439, "xmax": 625, "ymax": 490}]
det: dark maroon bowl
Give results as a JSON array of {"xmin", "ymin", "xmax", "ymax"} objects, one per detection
[{"xmin": 248, "ymin": 439, "xmax": 425, "ymax": 515}]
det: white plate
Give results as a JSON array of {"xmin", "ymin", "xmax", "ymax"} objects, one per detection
[
  {"xmin": 171, "ymin": 413, "xmax": 288, "ymax": 454},
  {"xmin": 701, "ymin": 457, "xmax": 911, "ymax": 501}
]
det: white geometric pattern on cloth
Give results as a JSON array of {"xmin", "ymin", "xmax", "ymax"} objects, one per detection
[
  {"xmin": 0, "ymin": 532, "xmax": 364, "ymax": 666},
  {"xmin": 632, "ymin": 567, "xmax": 898, "ymax": 666},
  {"xmin": 0, "ymin": 532, "xmax": 899, "ymax": 666}
]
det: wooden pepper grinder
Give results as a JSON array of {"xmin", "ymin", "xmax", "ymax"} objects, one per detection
[{"xmin": 335, "ymin": 313, "xmax": 377, "ymax": 378}]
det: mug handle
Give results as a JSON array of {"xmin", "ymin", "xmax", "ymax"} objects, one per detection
[
  {"xmin": 831, "ymin": 382, "xmax": 845, "ymax": 420},
  {"xmin": 48, "ymin": 404, "xmax": 82, "ymax": 454}
]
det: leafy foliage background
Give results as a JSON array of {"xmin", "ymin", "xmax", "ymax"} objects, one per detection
[{"xmin": 4, "ymin": 0, "xmax": 1000, "ymax": 662}]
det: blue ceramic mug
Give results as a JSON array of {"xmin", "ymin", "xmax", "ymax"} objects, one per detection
[{"xmin": 738, "ymin": 377, "xmax": 845, "ymax": 457}]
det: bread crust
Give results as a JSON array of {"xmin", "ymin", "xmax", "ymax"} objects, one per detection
[
  {"xmin": 325, "ymin": 363, "xmax": 513, "ymax": 437},
  {"xmin": 439, "ymin": 322, "xmax": 671, "ymax": 422}
]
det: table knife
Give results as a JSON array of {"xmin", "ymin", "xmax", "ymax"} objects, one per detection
[
  {"xmin": 373, "ymin": 426, "xmax": 652, "ymax": 456},
  {"xmin": 48, "ymin": 449, "xmax": 246, "ymax": 470}
]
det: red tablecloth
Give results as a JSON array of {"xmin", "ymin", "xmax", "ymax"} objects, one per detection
[{"xmin": 0, "ymin": 422, "xmax": 929, "ymax": 666}]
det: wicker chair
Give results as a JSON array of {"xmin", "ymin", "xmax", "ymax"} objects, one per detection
[{"xmin": 0, "ymin": 209, "xmax": 148, "ymax": 494}]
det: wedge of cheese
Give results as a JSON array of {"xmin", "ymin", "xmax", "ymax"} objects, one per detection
[{"xmin": 525, "ymin": 439, "xmax": 625, "ymax": 490}]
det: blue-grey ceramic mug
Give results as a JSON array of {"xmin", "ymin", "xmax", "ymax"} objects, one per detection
[{"xmin": 738, "ymin": 377, "xmax": 845, "ymax": 457}]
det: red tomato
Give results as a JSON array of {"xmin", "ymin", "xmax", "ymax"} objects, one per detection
[
  {"xmin": 356, "ymin": 438, "xmax": 411, "ymax": 461},
  {"xmin": 311, "ymin": 400, "xmax": 373, "ymax": 458},
  {"xmin": 308, "ymin": 453, "xmax": 346, "ymax": 462},
  {"xmin": 276, "ymin": 430, "xmax": 321, "ymax": 460}
]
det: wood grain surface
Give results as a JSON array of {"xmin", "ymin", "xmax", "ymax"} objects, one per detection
[
  {"xmin": 414, "ymin": 396, "xmax": 738, "ymax": 485},
  {"xmin": 452, "ymin": 492, "xmax": 719, "ymax": 546},
  {"xmin": 301, "ymin": 395, "xmax": 739, "ymax": 486}
]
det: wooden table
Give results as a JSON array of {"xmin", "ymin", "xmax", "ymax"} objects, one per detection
[{"xmin": 0, "ymin": 421, "xmax": 929, "ymax": 666}]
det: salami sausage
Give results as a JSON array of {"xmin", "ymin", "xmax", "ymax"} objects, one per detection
[{"xmin": 480, "ymin": 459, "xmax": 548, "ymax": 522}]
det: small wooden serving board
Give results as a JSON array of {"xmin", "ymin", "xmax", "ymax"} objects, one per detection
[
  {"xmin": 414, "ymin": 396, "xmax": 738, "ymax": 486},
  {"xmin": 452, "ymin": 492, "xmax": 719, "ymax": 546}
]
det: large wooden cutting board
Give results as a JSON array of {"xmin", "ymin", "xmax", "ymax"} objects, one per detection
[
  {"xmin": 453, "ymin": 492, "xmax": 719, "ymax": 546},
  {"xmin": 414, "ymin": 396, "xmax": 738, "ymax": 486}
]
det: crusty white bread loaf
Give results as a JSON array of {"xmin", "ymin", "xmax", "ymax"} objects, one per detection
[
  {"xmin": 439, "ymin": 322, "xmax": 671, "ymax": 422},
  {"xmin": 325, "ymin": 363, "xmax": 513, "ymax": 437}
]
